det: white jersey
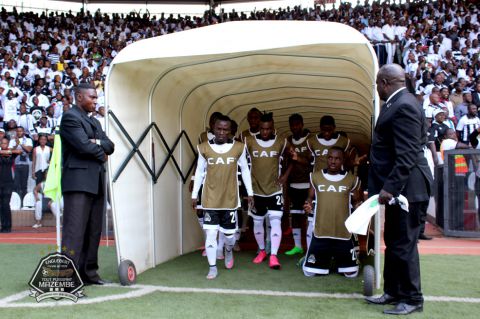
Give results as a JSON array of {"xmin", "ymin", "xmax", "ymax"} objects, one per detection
[
  {"xmin": 34, "ymin": 145, "xmax": 51, "ymax": 173},
  {"xmin": 456, "ymin": 115, "xmax": 480, "ymax": 143}
]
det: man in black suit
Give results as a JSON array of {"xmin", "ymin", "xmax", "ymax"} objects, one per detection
[
  {"xmin": 61, "ymin": 83, "xmax": 114, "ymax": 285},
  {"xmin": 366, "ymin": 64, "xmax": 433, "ymax": 315}
]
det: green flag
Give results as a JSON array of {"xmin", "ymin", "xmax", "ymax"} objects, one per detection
[{"xmin": 44, "ymin": 131, "xmax": 62, "ymax": 201}]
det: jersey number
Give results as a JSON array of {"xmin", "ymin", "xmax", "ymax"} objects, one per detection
[
  {"xmin": 229, "ymin": 212, "xmax": 236, "ymax": 224},
  {"xmin": 275, "ymin": 195, "xmax": 282, "ymax": 206}
]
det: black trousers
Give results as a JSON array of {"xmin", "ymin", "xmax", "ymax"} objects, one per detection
[
  {"xmin": 0, "ymin": 185, "xmax": 13, "ymax": 231},
  {"xmin": 383, "ymin": 201, "xmax": 428, "ymax": 306},
  {"xmin": 374, "ymin": 44, "xmax": 387, "ymax": 66},
  {"xmin": 14, "ymin": 164, "xmax": 29, "ymax": 200},
  {"xmin": 62, "ymin": 191, "xmax": 105, "ymax": 282},
  {"xmin": 34, "ymin": 169, "xmax": 47, "ymax": 185}
]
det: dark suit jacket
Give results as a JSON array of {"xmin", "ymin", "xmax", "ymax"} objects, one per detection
[
  {"xmin": 60, "ymin": 105, "xmax": 114, "ymax": 195},
  {"xmin": 369, "ymin": 88, "xmax": 433, "ymax": 203}
]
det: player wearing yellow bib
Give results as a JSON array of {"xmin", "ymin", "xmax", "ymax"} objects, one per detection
[
  {"xmin": 245, "ymin": 112, "xmax": 289, "ymax": 269},
  {"xmin": 302, "ymin": 147, "xmax": 362, "ymax": 277},
  {"xmin": 307, "ymin": 116, "xmax": 350, "ymax": 172},
  {"xmin": 239, "ymin": 107, "xmax": 262, "ymax": 141},
  {"xmin": 190, "ymin": 112, "xmax": 223, "ymax": 257},
  {"xmin": 284, "ymin": 113, "xmax": 312, "ymax": 256},
  {"xmin": 192, "ymin": 115, "xmax": 254, "ymax": 279}
]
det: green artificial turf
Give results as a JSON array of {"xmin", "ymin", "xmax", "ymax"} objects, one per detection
[
  {"xmin": 0, "ymin": 243, "xmax": 479, "ymax": 319},
  {"xmin": 0, "ymin": 244, "xmax": 117, "ymax": 300},
  {"xmin": 3, "ymin": 291, "xmax": 480, "ymax": 319}
]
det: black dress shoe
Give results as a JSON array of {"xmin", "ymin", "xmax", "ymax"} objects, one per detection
[
  {"xmin": 84, "ymin": 278, "xmax": 111, "ymax": 286},
  {"xmin": 418, "ymin": 234, "xmax": 433, "ymax": 240},
  {"xmin": 365, "ymin": 294, "xmax": 398, "ymax": 305},
  {"xmin": 383, "ymin": 302, "xmax": 423, "ymax": 315}
]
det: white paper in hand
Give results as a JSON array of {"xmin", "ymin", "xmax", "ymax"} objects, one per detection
[
  {"xmin": 345, "ymin": 195, "xmax": 379, "ymax": 235},
  {"xmin": 345, "ymin": 194, "xmax": 410, "ymax": 235},
  {"xmin": 387, "ymin": 195, "xmax": 409, "ymax": 212}
]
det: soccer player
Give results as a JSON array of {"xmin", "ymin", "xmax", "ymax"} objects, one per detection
[
  {"xmin": 302, "ymin": 147, "xmax": 362, "ymax": 277},
  {"xmin": 239, "ymin": 107, "xmax": 262, "ymax": 140},
  {"xmin": 190, "ymin": 112, "xmax": 223, "ymax": 257},
  {"xmin": 199, "ymin": 112, "xmax": 223, "ymax": 144},
  {"xmin": 192, "ymin": 115, "xmax": 253, "ymax": 279},
  {"xmin": 245, "ymin": 112, "xmax": 289, "ymax": 269},
  {"xmin": 284, "ymin": 113, "xmax": 312, "ymax": 255},
  {"xmin": 307, "ymin": 115, "xmax": 351, "ymax": 172},
  {"xmin": 239, "ymin": 107, "xmax": 271, "ymax": 249}
]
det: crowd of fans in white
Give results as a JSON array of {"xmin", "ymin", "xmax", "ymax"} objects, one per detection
[{"xmin": 0, "ymin": 0, "xmax": 480, "ymax": 229}]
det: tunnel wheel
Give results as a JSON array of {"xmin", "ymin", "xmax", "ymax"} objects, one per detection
[
  {"xmin": 118, "ymin": 259, "xmax": 137, "ymax": 286},
  {"xmin": 363, "ymin": 265, "xmax": 375, "ymax": 296}
]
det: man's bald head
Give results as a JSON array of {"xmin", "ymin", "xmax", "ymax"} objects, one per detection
[
  {"xmin": 378, "ymin": 64, "xmax": 406, "ymax": 84},
  {"xmin": 376, "ymin": 64, "xmax": 406, "ymax": 101}
]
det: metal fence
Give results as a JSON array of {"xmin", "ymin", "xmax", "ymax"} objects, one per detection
[{"xmin": 440, "ymin": 149, "xmax": 480, "ymax": 238}]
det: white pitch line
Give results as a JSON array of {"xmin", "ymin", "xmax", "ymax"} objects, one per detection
[
  {"xmin": 135, "ymin": 284, "xmax": 364, "ymax": 299},
  {"xmin": 1, "ymin": 284, "xmax": 479, "ymax": 308},
  {"xmin": 0, "ymin": 291, "xmax": 30, "ymax": 305},
  {"xmin": 0, "ymin": 286, "xmax": 157, "ymax": 308}
]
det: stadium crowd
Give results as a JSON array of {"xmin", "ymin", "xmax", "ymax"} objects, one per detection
[{"xmin": 1, "ymin": 0, "xmax": 480, "ymax": 233}]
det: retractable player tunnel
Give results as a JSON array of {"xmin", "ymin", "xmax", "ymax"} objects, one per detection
[{"xmin": 105, "ymin": 21, "xmax": 380, "ymax": 283}]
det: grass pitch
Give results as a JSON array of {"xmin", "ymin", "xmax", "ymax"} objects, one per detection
[{"xmin": 0, "ymin": 244, "xmax": 479, "ymax": 318}]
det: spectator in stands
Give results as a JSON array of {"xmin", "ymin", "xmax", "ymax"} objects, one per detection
[
  {"xmin": 2, "ymin": 90, "xmax": 20, "ymax": 124},
  {"xmin": 456, "ymin": 103, "xmax": 480, "ymax": 144},
  {"xmin": 0, "ymin": 137, "xmax": 22, "ymax": 233},
  {"xmin": 450, "ymin": 82, "xmax": 465, "ymax": 108},
  {"xmin": 34, "ymin": 115, "xmax": 54, "ymax": 145},
  {"xmin": 4, "ymin": 119, "xmax": 17, "ymax": 140},
  {"xmin": 454, "ymin": 91, "xmax": 473, "ymax": 120},
  {"xmin": 28, "ymin": 85, "xmax": 49, "ymax": 108},
  {"xmin": 31, "ymin": 134, "xmax": 51, "ymax": 185},
  {"xmin": 472, "ymin": 83, "xmax": 480, "ymax": 107},
  {"xmin": 424, "ymin": 92, "xmax": 443, "ymax": 125},
  {"xmin": 439, "ymin": 87, "xmax": 455, "ymax": 121},
  {"xmin": 429, "ymin": 109, "xmax": 450, "ymax": 159},
  {"xmin": 17, "ymin": 103, "xmax": 36, "ymax": 137},
  {"xmin": 95, "ymin": 106, "xmax": 106, "ymax": 132},
  {"xmin": 9, "ymin": 126, "xmax": 33, "ymax": 200},
  {"xmin": 32, "ymin": 171, "xmax": 62, "ymax": 229}
]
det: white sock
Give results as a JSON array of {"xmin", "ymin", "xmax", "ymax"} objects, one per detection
[
  {"xmin": 198, "ymin": 216, "xmax": 207, "ymax": 240},
  {"xmin": 205, "ymin": 229, "xmax": 218, "ymax": 266},
  {"xmin": 253, "ymin": 218, "xmax": 265, "ymax": 250},
  {"xmin": 269, "ymin": 216, "xmax": 282, "ymax": 255},
  {"xmin": 303, "ymin": 269, "xmax": 315, "ymax": 277},
  {"xmin": 234, "ymin": 211, "xmax": 240, "ymax": 241},
  {"xmin": 292, "ymin": 228, "xmax": 302, "ymax": 248},
  {"xmin": 224, "ymin": 234, "xmax": 235, "ymax": 252},
  {"xmin": 306, "ymin": 220, "xmax": 313, "ymax": 250},
  {"xmin": 217, "ymin": 231, "xmax": 225, "ymax": 253},
  {"xmin": 265, "ymin": 215, "xmax": 271, "ymax": 241},
  {"xmin": 197, "ymin": 217, "xmax": 204, "ymax": 229}
]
